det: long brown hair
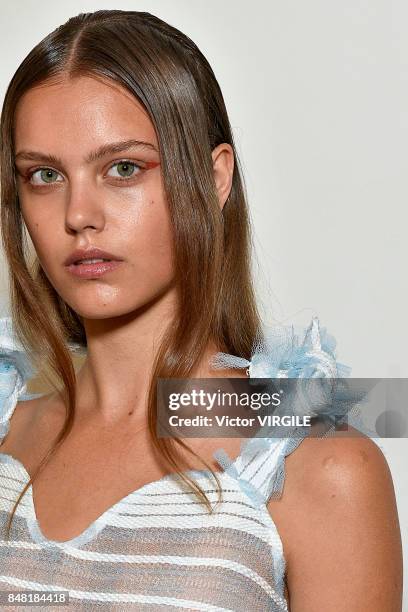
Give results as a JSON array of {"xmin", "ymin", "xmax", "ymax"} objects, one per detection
[{"xmin": 0, "ymin": 9, "xmax": 262, "ymax": 539}]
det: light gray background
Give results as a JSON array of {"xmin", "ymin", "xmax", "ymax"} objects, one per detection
[{"xmin": 1, "ymin": 1, "xmax": 406, "ymax": 606}]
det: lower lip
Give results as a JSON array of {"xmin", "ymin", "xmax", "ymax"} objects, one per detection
[{"xmin": 65, "ymin": 260, "xmax": 123, "ymax": 279}]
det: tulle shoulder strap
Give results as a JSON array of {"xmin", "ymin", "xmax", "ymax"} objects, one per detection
[
  {"xmin": 210, "ymin": 316, "xmax": 352, "ymax": 379},
  {"xmin": 209, "ymin": 316, "xmax": 371, "ymax": 506},
  {"xmin": 0, "ymin": 317, "xmax": 37, "ymax": 443}
]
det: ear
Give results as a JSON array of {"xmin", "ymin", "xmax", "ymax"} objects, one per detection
[{"xmin": 211, "ymin": 143, "xmax": 234, "ymax": 211}]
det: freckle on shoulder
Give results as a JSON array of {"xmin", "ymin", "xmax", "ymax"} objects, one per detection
[
  {"xmin": 322, "ymin": 454, "xmax": 335, "ymax": 469},
  {"xmin": 282, "ymin": 424, "xmax": 385, "ymax": 496}
]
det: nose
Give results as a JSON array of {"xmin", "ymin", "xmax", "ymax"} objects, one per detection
[{"xmin": 64, "ymin": 180, "xmax": 105, "ymax": 234}]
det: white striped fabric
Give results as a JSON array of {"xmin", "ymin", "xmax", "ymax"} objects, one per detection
[
  {"xmin": 0, "ymin": 437, "xmax": 295, "ymax": 611},
  {"xmin": 0, "ymin": 370, "xmax": 297, "ymax": 610}
]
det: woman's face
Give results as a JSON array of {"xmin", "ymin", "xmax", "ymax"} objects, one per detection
[{"xmin": 14, "ymin": 75, "xmax": 175, "ymax": 319}]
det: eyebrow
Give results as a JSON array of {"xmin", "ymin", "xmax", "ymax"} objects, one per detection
[{"xmin": 14, "ymin": 139, "xmax": 159, "ymax": 165}]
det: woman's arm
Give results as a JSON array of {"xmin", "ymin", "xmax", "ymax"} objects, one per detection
[{"xmin": 268, "ymin": 432, "xmax": 403, "ymax": 611}]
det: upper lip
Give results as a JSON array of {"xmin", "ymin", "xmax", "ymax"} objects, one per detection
[{"xmin": 64, "ymin": 247, "xmax": 123, "ymax": 266}]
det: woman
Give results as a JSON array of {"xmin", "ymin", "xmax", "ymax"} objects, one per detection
[{"xmin": 0, "ymin": 9, "xmax": 402, "ymax": 611}]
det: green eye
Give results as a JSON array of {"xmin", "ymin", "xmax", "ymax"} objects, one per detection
[
  {"xmin": 116, "ymin": 162, "xmax": 136, "ymax": 177},
  {"xmin": 28, "ymin": 168, "xmax": 63, "ymax": 186},
  {"xmin": 40, "ymin": 169, "xmax": 59, "ymax": 183},
  {"xmin": 107, "ymin": 161, "xmax": 141, "ymax": 180}
]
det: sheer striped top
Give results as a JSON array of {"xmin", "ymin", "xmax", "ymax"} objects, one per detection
[{"xmin": 0, "ymin": 316, "xmax": 359, "ymax": 611}]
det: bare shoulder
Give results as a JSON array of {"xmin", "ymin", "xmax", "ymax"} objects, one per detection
[
  {"xmin": 278, "ymin": 426, "xmax": 396, "ymax": 501},
  {"xmin": 267, "ymin": 427, "xmax": 403, "ymax": 611}
]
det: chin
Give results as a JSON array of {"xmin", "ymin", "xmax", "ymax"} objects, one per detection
[
  {"xmin": 68, "ymin": 303, "xmax": 139, "ymax": 320},
  {"xmin": 76, "ymin": 310, "xmax": 123, "ymax": 320},
  {"xmin": 56, "ymin": 280, "xmax": 175, "ymax": 320}
]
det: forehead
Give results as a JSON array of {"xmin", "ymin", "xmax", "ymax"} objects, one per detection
[{"xmin": 14, "ymin": 75, "xmax": 157, "ymax": 160}]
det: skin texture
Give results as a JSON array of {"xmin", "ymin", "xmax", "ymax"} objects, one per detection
[
  {"xmin": 10, "ymin": 75, "xmax": 403, "ymax": 608},
  {"xmin": 14, "ymin": 74, "xmax": 236, "ymax": 427},
  {"xmin": 268, "ymin": 430, "xmax": 403, "ymax": 611}
]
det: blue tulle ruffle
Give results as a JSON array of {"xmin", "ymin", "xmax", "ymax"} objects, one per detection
[
  {"xmin": 209, "ymin": 316, "xmax": 376, "ymax": 504},
  {"xmin": 210, "ymin": 316, "xmax": 352, "ymax": 379}
]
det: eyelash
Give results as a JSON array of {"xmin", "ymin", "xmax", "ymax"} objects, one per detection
[{"xmin": 23, "ymin": 159, "xmax": 144, "ymax": 188}]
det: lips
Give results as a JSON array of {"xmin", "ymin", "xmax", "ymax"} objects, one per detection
[
  {"xmin": 64, "ymin": 247, "xmax": 123, "ymax": 267},
  {"xmin": 73, "ymin": 258, "xmax": 111, "ymax": 266},
  {"xmin": 65, "ymin": 259, "xmax": 123, "ymax": 279}
]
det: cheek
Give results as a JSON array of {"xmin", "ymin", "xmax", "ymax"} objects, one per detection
[
  {"xmin": 19, "ymin": 192, "xmax": 55, "ymax": 254},
  {"xmin": 21, "ymin": 213, "xmax": 58, "ymax": 268},
  {"xmin": 126, "ymin": 198, "xmax": 175, "ymax": 282}
]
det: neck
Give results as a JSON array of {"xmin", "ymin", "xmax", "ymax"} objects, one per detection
[{"xmin": 71, "ymin": 286, "xmax": 222, "ymax": 428}]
